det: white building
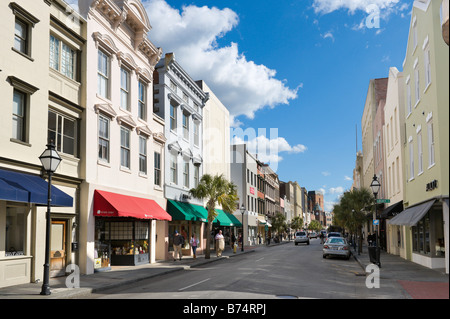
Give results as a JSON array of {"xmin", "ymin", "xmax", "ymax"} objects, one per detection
[{"xmin": 77, "ymin": 0, "xmax": 169, "ymax": 275}]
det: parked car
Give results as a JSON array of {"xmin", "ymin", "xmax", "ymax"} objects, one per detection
[
  {"xmin": 323, "ymin": 237, "xmax": 351, "ymax": 260},
  {"xmin": 294, "ymin": 231, "xmax": 310, "ymax": 245},
  {"xmin": 309, "ymin": 232, "xmax": 317, "ymax": 239},
  {"xmin": 327, "ymin": 232, "xmax": 342, "ymax": 238}
]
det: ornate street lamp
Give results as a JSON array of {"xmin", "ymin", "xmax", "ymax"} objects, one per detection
[
  {"xmin": 370, "ymin": 174, "xmax": 381, "ymax": 267},
  {"xmin": 240, "ymin": 204, "xmax": 245, "ymax": 252},
  {"xmin": 39, "ymin": 141, "xmax": 62, "ymax": 296}
]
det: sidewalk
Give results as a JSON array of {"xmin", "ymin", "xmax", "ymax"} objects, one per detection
[
  {"xmin": 352, "ymin": 244, "xmax": 449, "ymax": 299},
  {"xmin": 0, "ymin": 241, "xmax": 288, "ymax": 299}
]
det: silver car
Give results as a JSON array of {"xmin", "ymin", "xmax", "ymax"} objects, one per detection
[
  {"xmin": 323, "ymin": 237, "xmax": 351, "ymax": 259},
  {"xmin": 294, "ymin": 231, "xmax": 310, "ymax": 245}
]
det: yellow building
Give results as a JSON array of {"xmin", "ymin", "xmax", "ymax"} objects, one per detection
[{"xmin": 389, "ymin": 0, "xmax": 449, "ymax": 273}]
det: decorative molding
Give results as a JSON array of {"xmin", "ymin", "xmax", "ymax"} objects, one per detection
[
  {"xmin": 7, "ymin": 76, "xmax": 39, "ymax": 94},
  {"xmin": 94, "ymin": 103, "xmax": 117, "ymax": 119},
  {"xmin": 153, "ymin": 132, "xmax": 167, "ymax": 144},
  {"xmin": 117, "ymin": 115, "xmax": 137, "ymax": 129},
  {"xmin": 136, "ymin": 125, "xmax": 152, "ymax": 137}
]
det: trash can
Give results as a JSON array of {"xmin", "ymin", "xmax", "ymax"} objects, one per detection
[{"xmin": 368, "ymin": 246, "xmax": 377, "ymax": 264}]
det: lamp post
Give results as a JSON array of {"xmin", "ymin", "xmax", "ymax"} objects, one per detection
[
  {"xmin": 370, "ymin": 174, "xmax": 381, "ymax": 267},
  {"xmin": 39, "ymin": 141, "xmax": 62, "ymax": 296},
  {"xmin": 240, "ymin": 204, "xmax": 245, "ymax": 252}
]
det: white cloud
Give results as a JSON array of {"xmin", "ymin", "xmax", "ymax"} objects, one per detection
[
  {"xmin": 321, "ymin": 31, "xmax": 334, "ymax": 41},
  {"xmin": 231, "ymin": 135, "xmax": 307, "ymax": 166},
  {"xmin": 321, "ymin": 171, "xmax": 331, "ymax": 176},
  {"xmin": 312, "ymin": 0, "xmax": 400, "ymax": 14},
  {"xmin": 344, "ymin": 175, "xmax": 352, "ymax": 181},
  {"xmin": 329, "ymin": 186, "xmax": 345, "ymax": 195},
  {"xmin": 144, "ymin": 0, "xmax": 298, "ymax": 119}
]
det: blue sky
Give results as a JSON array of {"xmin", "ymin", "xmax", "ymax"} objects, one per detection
[{"xmin": 70, "ymin": 0, "xmax": 412, "ymax": 210}]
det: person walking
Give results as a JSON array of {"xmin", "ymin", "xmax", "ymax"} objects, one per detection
[
  {"xmin": 173, "ymin": 231, "xmax": 184, "ymax": 261},
  {"xmin": 190, "ymin": 233, "xmax": 199, "ymax": 259},
  {"xmin": 215, "ymin": 230, "xmax": 225, "ymax": 257}
]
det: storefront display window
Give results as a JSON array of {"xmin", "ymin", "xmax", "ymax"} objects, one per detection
[
  {"xmin": 5, "ymin": 207, "xmax": 26, "ymax": 257},
  {"xmin": 95, "ymin": 218, "xmax": 150, "ymax": 268}
]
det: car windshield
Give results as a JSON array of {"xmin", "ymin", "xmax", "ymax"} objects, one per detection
[
  {"xmin": 328, "ymin": 238, "xmax": 345, "ymax": 244},
  {"xmin": 328, "ymin": 233, "xmax": 341, "ymax": 237},
  {"xmin": 296, "ymin": 232, "xmax": 306, "ymax": 236}
]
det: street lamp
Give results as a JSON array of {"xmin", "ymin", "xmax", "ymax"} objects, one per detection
[
  {"xmin": 240, "ymin": 204, "xmax": 245, "ymax": 252},
  {"xmin": 39, "ymin": 141, "xmax": 62, "ymax": 296},
  {"xmin": 370, "ymin": 174, "xmax": 381, "ymax": 267}
]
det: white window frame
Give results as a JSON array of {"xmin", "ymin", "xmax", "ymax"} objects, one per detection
[
  {"xmin": 139, "ymin": 135, "xmax": 147, "ymax": 175},
  {"xmin": 48, "ymin": 110, "xmax": 77, "ymax": 157},
  {"xmin": 183, "ymin": 160, "xmax": 189, "ymax": 188},
  {"xmin": 414, "ymin": 63, "xmax": 420, "ymax": 106},
  {"xmin": 120, "ymin": 126, "xmax": 131, "ymax": 169},
  {"xmin": 406, "ymin": 77, "xmax": 412, "ymax": 116},
  {"xmin": 12, "ymin": 89, "xmax": 26, "ymax": 142},
  {"xmin": 182, "ymin": 112, "xmax": 189, "ymax": 140},
  {"xmin": 417, "ymin": 129, "xmax": 423, "ymax": 175},
  {"xmin": 170, "ymin": 153, "xmax": 178, "ymax": 184},
  {"xmin": 154, "ymin": 152, "xmax": 161, "ymax": 186},
  {"xmin": 427, "ymin": 119, "xmax": 435, "ymax": 168},
  {"xmin": 120, "ymin": 67, "xmax": 130, "ymax": 111},
  {"xmin": 98, "ymin": 115, "xmax": 110, "ymax": 162},
  {"xmin": 409, "ymin": 138, "xmax": 414, "ymax": 181},
  {"xmin": 170, "ymin": 104, "xmax": 177, "ymax": 131},
  {"xmin": 97, "ymin": 50, "xmax": 109, "ymax": 99},
  {"xmin": 138, "ymin": 81, "xmax": 147, "ymax": 121},
  {"xmin": 50, "ymin": 35, "xmax": 77, "ymax": 80},
  {"xmin": 423, "ymin": 45, "xmax": 431, "ymax": 90}
]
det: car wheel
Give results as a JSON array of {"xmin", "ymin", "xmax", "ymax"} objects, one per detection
[
  {"xmin": 295, "ymin": 242, "xmax": 298, "ymax": 245},
  {"xmin": 323, "ymin": 254, "xmax": 326, "ymax": 259},
  {"xmin": 307, "ymin": 241, "xmax": 310, "ymax": 245}
]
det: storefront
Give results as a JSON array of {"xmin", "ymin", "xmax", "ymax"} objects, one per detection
[
  {"xmin": 388, "ymin": 198, "xmax": 448, "ymax": 272},
  {"xmin": 93, "ymin": 190, "xmax": 171, "ymax": 271},
  {"xmin": 0, "ymin": 168, "xmax": 73, "ymax": 288}
]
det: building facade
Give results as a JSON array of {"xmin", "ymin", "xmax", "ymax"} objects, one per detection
[
  {"xmin": 0, "ymin": 0, "xmax": 83, "ymax": 288},
  {"xmin": 389, "ymin": 0, "xmax": 449, "ymax": 273},
  {"xmin": 77, "ymin": 0, "xmax": 169, "ymax": 275}
]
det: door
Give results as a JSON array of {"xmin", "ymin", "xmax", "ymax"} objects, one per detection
[{"xmin": 50, "ymin": 220, "xmax": 66, "ymax": 277}]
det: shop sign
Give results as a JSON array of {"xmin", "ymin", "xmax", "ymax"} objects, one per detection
[
  {"xmin": 426, "ymin": 180, "xmax": 438, "ymax": 192},
  {"xmin": 250, "ymin": 187, "xmax": 255, "ymax": 195},
  {"xmin": 96, "ymin": 210, "xmax": 115, "ymax": 216}
]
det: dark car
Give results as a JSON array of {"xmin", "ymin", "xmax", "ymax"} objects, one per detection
[{"xmin": 327, "ymin": 232, "xmax": 342, "ymax": 238}]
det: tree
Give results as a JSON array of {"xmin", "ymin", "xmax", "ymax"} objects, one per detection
[
  {"xmin": 290, "ymin": 216, "xmax": 303, "ymax": 232},
  {"xmin": 189, "ymin": 174, "xmax": 239, "ymax": 259},
  {"xmin": 271, "ymin": 212, "xmax": 286, "ymax": 241},
  {"xmin": 332, "ymin": 188, "xmax": 373, "ymax": 254},
  {"xmin": 308, "ymin": 220, "xmax": 322, "ymax": 232}
]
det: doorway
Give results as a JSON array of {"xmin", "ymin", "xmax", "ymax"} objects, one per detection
[{"xmin": 50, "ymin": 220, "xmax": 67, "ymax": 277}]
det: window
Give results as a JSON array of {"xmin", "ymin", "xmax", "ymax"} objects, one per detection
[
  {"xmin": 49, "ymin": 35, "xmax": 76, "ymax": 80},
  {"xmin": 183, "ymin": 160, "xmax": 189, "ymax": 188},
  {"xmin": 413, "ymin": 18, "xmax": 418, "ymax": 50},
  {"xmin": 427, "ymin": 120, "xmax": 435, "ymax": 167},
  {"xmin": 182, "ymin": 113, "xmax": 189, "ymax": 140},
  {"xmin": 409, "ymin": 139, "xmax": 414, "ymax": 180},
  {"xmin": 48, "ymin": 110, "xmax": 76, "ymax": 156},
  {"xmin": 98, "ymin": 115, "xmax": 110, "ymax": 162},
  {"xmin": 417, "ymin": 130, "xmax": 423, "ymax": 174},
  {"xmin": 396, "ymin": 157, "xmax": 400, "ymax": 193},
  {"xmin": 120, "ymin": 127, "xmax": 130, "ymax": 168},
  {"xmin": 170, "ymin": 104, "xmax": 177, "ymax": 131},
  {"xmin": 154, "ymin": 152, "xmax": 161, "ymax": 186},
  {"xmin": 5, "ymin": 207, "xmax": 27, "ymax": 257},
  {"xmin": 12, "ymin": 89, "xmax": 26, "ymax": 141},
  {"xmin": 424, "ymin": 47, "xmax": 431, "ymax": 88},
  {"xmin": 14, "ymin": 18, "xmax": 28, "ymax": 54},
  {"xmin": 138, "ymin": 81, "xmax": 146, "ymax": 121},
  {"xmin": 406, "ymin": 80, "xmax": 412, "ymax": 116},
  {"xmin": 194, "ymin": 165, "xmax": 199, "ymax": 187},
  {"xmin": 170, "ymin": 153, "xmax": 177, "ymax": 184},
  {"xmin": 412, "ymin": 213, "xmax": 430, "ymax": 255},
  {"xmin": 414, "ymin": 67, "xmax": 420, "ymax": 104},
  {"xmin": 194, "ymin": 121, "xmax": 199, "ymax": 146},
  {"xmin": 98, "ymin": 50, "xmax": 109, "ymax": 99},
  {"xmin": 120, "ymin": 68, "xmax": 130, "ymax": 110},
  {"xmin": 139, "ymin": 136, "xmax": 147, "ymax": 174}
]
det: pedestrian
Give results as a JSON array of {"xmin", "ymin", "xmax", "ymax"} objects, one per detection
[
  {"xmin": 320, "ymin": 232, "xmax": 324, "ymax": 244},
  {"xmin": 190, "ymin": 233, "xmax": 199, "ymax": 259},
  {"xmin": 215, "ymin": 230, "xmax": 225, "ymax": 257},
  {"xmin": 173, "ymin": 230, "xmax": 184, "ymax": 261}
]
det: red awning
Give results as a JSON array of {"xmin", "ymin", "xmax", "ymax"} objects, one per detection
[{"xmin": 94, "ymin": 190, "xmax": 172, "ymax": 221}]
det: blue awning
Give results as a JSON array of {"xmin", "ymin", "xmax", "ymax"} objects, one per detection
[{"xmin": 0, "ymin": 168, "xmax": 73, "ymax": 207}]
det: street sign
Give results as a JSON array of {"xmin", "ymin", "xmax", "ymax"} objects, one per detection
[
  {"xmin": 376, "ymin": 199, "xmax": 390, "ymax": 203},
  {"xmin": 373, "ymin": 219, "xmax": 379, "ymax": 226}
]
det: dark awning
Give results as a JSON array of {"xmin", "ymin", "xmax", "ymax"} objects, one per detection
[
  {"xmin": 0, "ymin": 168, "xmax": 73, "ymax": 207},
  {"xmin": 388, "ymin": 200, "xmax": 435, "ymax": 226},
  {"xmin": 381, "ymin": 200, "xmax": 403, "ymax": 219}
]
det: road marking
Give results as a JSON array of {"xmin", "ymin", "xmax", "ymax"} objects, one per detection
[
  {"xmin": 178, "ymin": 278, "xmax": 211, "ymax": 291},
  {"xmin": 256, "ymin": 257, "xmax": 264, "ymax": 262}
]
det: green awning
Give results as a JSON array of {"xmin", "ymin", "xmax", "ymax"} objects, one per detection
[
  {"xmin": 167, "ymin": 200, "xmax": 208, "ymax": 222},
  {"xmin": 214, "ymin": 209, "xmax": 242, "ymax": 227}
]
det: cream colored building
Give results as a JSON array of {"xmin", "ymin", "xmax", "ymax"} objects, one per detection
[
  {"xmin": 383, "ymin": 67, "xmax": 407, "ymax": 258},
  {"xmin": 389, "ymin": 0, "xmax": 449, "ymax": 273},
  {"xmin": 196, "ymin": 80, "xmax": 230, "ymax": 181},
  {"xmin": 0, "ymin": 0, "xmax": 85, "ymax": 288},
  {"xmin": 77, "ymin": 0, "xmax": 167, "ymax": 275}
]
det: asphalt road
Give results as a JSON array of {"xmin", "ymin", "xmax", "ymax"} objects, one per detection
[{"xmin": 90, "ymin": 238, "xmax": 409, "ymax": 299}]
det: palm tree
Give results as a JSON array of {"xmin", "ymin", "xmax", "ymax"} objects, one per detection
[{"xmin": 189, "ymin": 174, "xmax": 239, "ymax": 259}]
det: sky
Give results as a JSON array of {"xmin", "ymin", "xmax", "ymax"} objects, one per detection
[{"xmin": 69, "ymin": 0, "xmax": 412, "ymax": 211}]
